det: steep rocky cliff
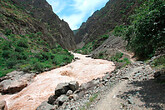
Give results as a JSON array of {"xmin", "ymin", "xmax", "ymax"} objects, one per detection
[
  {"xmin": 75, "ymin": 0, "xmax": 141, "ymax": 47},
  {"xmin": 0, "ymin": 0, "xmax": 76, "ymax": 50}
]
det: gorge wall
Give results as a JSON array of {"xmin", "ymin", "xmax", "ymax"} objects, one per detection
[
  {"xmin": 75, "ymin": 0, "xmax": 141, "ymax": 47},
  {"xmin": 0, "ymin": 0, "xmax": 76, "ymax": 50}
]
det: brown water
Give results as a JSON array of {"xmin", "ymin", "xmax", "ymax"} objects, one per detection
[{"xmin": 0, "ymin": 53, "xmax": 115, "ymax": 110}]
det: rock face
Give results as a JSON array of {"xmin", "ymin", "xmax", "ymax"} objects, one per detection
[
  {"xmin": 75, "ymin": 0, "xmax": 140, "ymax": 47},
  {"xmin": 0, "ymin": 0, "xmax": 76, "ymax": 50},
  {"xmin": 0, "ymin": 71, "xmax": 35, "ymax": 94}
]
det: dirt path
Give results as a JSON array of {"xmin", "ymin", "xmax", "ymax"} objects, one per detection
[
  {"xmin": 119, "ymin": 49, "xmax": 135, "ymax": 63},
  {"xmin": 0, "ymin": 53, "xmax": 115, "ymax": 110},
  {"xmin": 94, "ymin": 64, "xmax": 165, "ymax": 110}
]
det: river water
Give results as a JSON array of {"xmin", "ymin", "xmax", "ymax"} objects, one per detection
[{"xmin": 0, "ymin": 53, "xmax": 115, "ymax": 110}]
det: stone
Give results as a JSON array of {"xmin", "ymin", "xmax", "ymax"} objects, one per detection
[
  {"xmin": 0, "ymin": 71, "xmax": 35, "ymax": 94},
  {"xmin": 66, "ymin": 90, "xmax": 73, "ymax": 96},
  {"xmin": 54, "ymin": 81, "xmax": 79, "ymax": 97},
  {"xmin": 121, "ymin": 77, "xmax": 129, "ymax": 80},
  {"xmin": 56, "ymin": 95, "xmax": 69, "ymax": 106},
  {"xmin": 74, "ymin": 57, "xmax": 80, "ymax": 60},
  {"xmin": 48, "ymin": 95, "xmax": 57, "ymax": 105},
  {"xmin": 0, "ymin": 100, "xmax": 7, "ymax": 110},
  {"xmin": 69, "ymin": 94, "xmax": 79, "ymax": 100},
  {"xmin": 69, "ymin": 81, "xmax": 79, "ymax": 91},
  {"xmin": 102, "ymin": 74, "xmax": 110, "ymax": 81},
  {"xmin": 55, "ymin": 83, "xmax": 70, "ymax": 97},
  {"xmin": 154, "ymin": 70, "xmax": 165, "ymax": 82},
  {"xmin": 154, "ymin": 71, "xmax": 161, "ymax": 78},
  {"xmin": 80, "ymin": 79, "xmax": 99, "ymax": 90},
  {"xmin": 36, "ymin": 101, "xmax": 54, "ymax": 110}
]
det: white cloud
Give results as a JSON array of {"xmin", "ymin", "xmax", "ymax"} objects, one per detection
[
  {"xmin": 61, "ymin": 13, "xmax": 85, "ymax": 30},
  {"xmin": 47, "ymin": 0, "xmax": 66, "ymax": 14},
  {"xmin": 47, "ymin": 0, "xmax": 109, "ymax": 30}
]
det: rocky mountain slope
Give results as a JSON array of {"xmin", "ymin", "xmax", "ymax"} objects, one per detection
[
  {"xmin": 0, "ymin": 0, "xmax": 76, "ymax": 50},
  {"xmin": 0, "ymin": 0, "xmax": 75, "ymax": 76},
  {"xmin": 75, "ymin": 0, "xmax": 141, "ymax": 47}
]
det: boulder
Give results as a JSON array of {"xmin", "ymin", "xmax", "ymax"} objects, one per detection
[
  {"xmin": 55, "ymin": 95, "xmax": 69, "ymax": 106},
  {"xmin": 66, "ymin": 90, "xmax": 73, "ymax": 96},
  {"xmin": 55, "ymin": 83, "xmax": 70, "ymax": 97},
  {"xmin": 69, "ymin": 94, "xmax": 79, "ymax": 100},
  {"xmin": 55, "ymin": 81, "xmax": 79, "ymax": 97},
  {"xmin": 0, "ymin": 100, "xmax": 7, "ymax": 110},
  {"xmin": 154, "ymin": 70, "xmax": 165, "ymax": 82},
  {"xmin": 36, "ymin": 101, "xmax": 54, "ymax": 110},
  {"xmin": 69, "ymin": 81, "xmax": 79, "ymax": 91},
  {"xmin": 0, "ymin": 71, "xmax": 35, "ymax": 94},
  {"xmin": 80, "ymin": 79, "xmax": 99, "ymax": 90},
  {"xmin": 48, "ymin": 95, "xmax": 57, "ymax": 105}
]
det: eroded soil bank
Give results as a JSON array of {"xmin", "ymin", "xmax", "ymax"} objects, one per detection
[{"xmin": 0, "ymin": 53, "xmax": 115, "ymax": 110}]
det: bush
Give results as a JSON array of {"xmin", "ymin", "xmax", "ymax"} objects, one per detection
[
  {"xmin": 4, "ymin": 28, "xmax": 12, "ymax": 35},
  {"xmin": 115, "ymin": 0, "xmax": 165, "ymax": 59},
  {"xmin": 17, "ymin": 40, "xmax": 28, "ymax": 48},
  {"xmin": 6, "ymin": 60, "xmax": 16, "ymax": 69},
  {"xmin": 14, "ymin": 53, "xmax": 27, "ymax": 60},
  {"xmin": 15, "ymin": 46, "xmax": 24, "ymax": 52},
  {"xmin": 110, "ymin": 52, "xmax": 123, "ymax": 62},
  {"xmin": 2, "ymin": 50, "xmax": 11, "ymax": 59},
  {"xmin": 33, "ymin": 62, "xmax": 44, "ymax": 72}
]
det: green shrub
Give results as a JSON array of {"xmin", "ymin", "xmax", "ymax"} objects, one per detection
[
  {"xmin": 20, "ymin": 64, "xmax": 32, "ymax": 72},
  {"xmin": 2, "ymin": 50, "xmax": 11, "ymax": 59},
  {"xmin": 15, "ymin": 46, "xmax": 24, "ymax": 52},
  {"xmin": 33, "ymin": 62, "xmax": 44, "ymax": 72},
  {"xmin": 114, "ymin": 0, "xmax": 165, "ymax": 59},
  {"xmin": 17, "ymin": 40, "xmax": 28, "ymax": 48},
  {"xmin": 4, "ymin": 28, "xmax": 12, "ymax": 35},
  {"xmin": 2, "ymin": 41, "xmax": 12, "ymax": 50},
  {"xmin": 110, "ymin": 52, "xmax": 123, "ymax": 62},
  {"xmin": 151, "ymin": 56, "xmax": 165, "ymax": 69},
  {"xmin": 6, "ymin": 60, "xmax": 16, "ymax": 69}
]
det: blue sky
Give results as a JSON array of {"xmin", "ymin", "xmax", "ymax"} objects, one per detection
[{"xmin": 46, "ymin": 0, "xmax": 109, "ymax": 30}]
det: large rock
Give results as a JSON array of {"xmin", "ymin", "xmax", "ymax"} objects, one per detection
[
  {"xmin": 36, "ymin": 101, "xmax": 54, "ymax": 110},
  {"xmin": 0, "ymin": 100, "xmax": 7, "ymax": 110},
  {"xmin": 55, "ymin": 83, "xmax": 70, "ymax": 97},
  {"xmin": 154, "ymin": 70, "xmax": 165, "ymax": 82},
  {"xmin": 80, "ymin": 79, "xmax": 100, "ymax": 90},
  {"xmin": 0, "ymin": 71, "xmax": 35, "ymax": 94},
  {"xmin": 69, "ymin": 81, "xmax": 79, "ymax": 91},
  {"xmin": 55, "ymin": 95, "xmax": 69, "ymax": 106},
  {"xmin": 55, "ymin": 81, "xmax": 79, "ymax": 97},
  {"xmin": 48, "ymin": 95, "xmax": 58, "ymax": 105}
]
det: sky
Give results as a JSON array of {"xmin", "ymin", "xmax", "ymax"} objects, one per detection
[{"xmin": 46, "ymin": 0, "xmax": 109, "ymax": 30}]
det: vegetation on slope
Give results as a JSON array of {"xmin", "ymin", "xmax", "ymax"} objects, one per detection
[
  {"xmin": 75, "ymin": 34, "xmax": 109, "ymax": 54},
  {"xmin": 113, "ymin": 0, "xmax": 165, "ymax": 59},
  {"xmin": 0, "ymin": 0, "xmax": 74, "ymax": 77},
  {"xmin": 0, "ymin": 32, "xmax": 73, "ymax": 77}
]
